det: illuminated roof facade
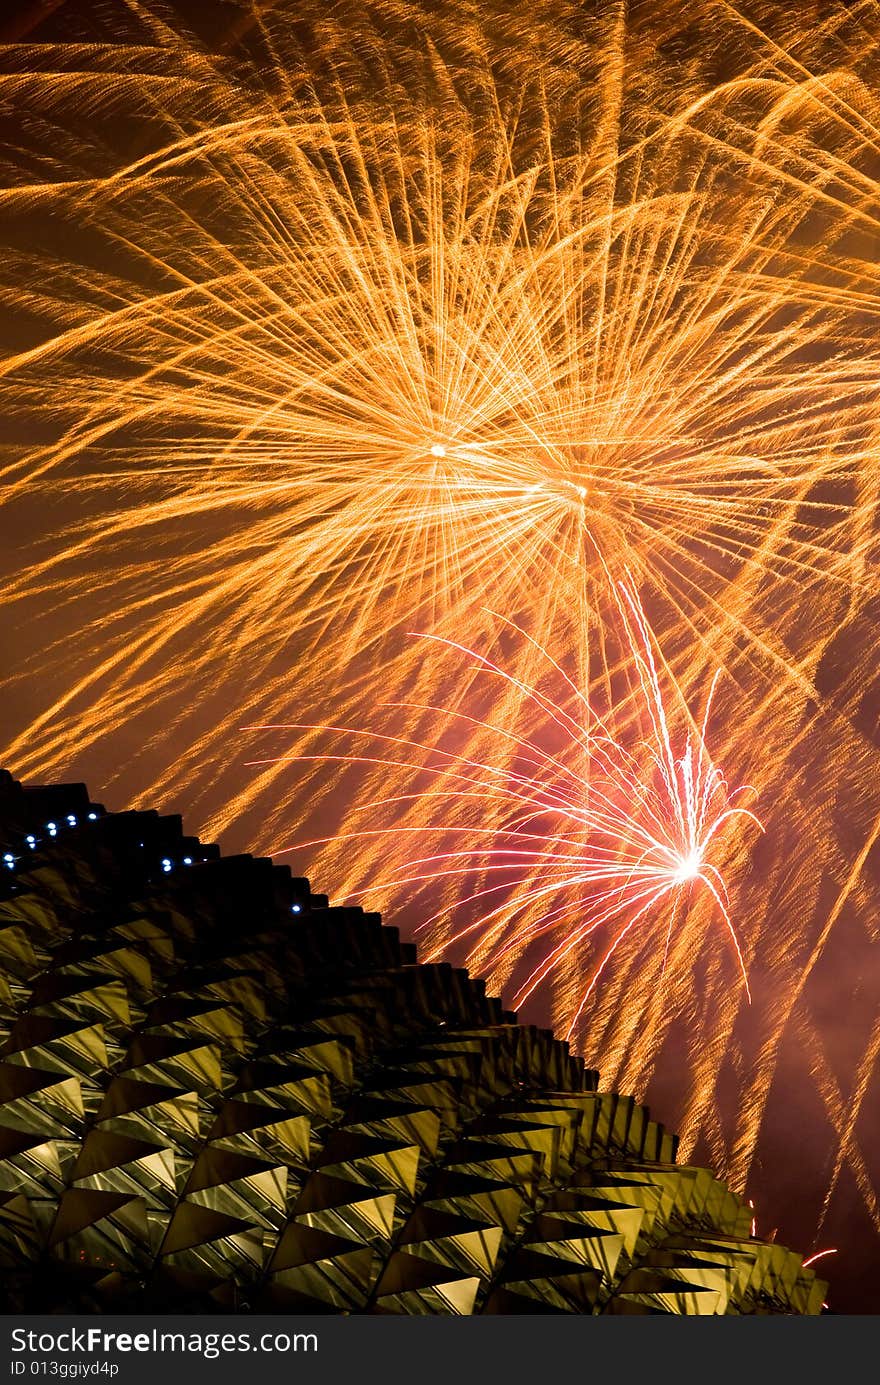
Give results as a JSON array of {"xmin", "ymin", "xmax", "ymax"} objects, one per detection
[{"xmin": 0, "ymin": 770, "xmax": 825, "ymax": 1314}]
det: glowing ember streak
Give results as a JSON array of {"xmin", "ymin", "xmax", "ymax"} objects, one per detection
[{"xmin": 803, "ymin": 1248, "xmax": 838, "ymax": 1268}]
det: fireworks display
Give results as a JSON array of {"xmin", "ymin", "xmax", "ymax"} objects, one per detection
[
  {"xmin": 1, "ymin": 0, "xmax": 880, "ymax": 1308},
  {"xmin": 258, "ymin": 580, "xmax": 762, "ymax": 1042}
]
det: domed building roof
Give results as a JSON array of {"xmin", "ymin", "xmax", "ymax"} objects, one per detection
[{"xmin": 0, "ymin": 770, "xmax": 825, "ymax": 1314}]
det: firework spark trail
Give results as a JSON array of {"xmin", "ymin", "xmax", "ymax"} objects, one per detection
[
  {"xmin": 1, "ymin": 0, "xmax": 880, "ymax": 1287},
  {"xmin": 2, "ymin": 3, "xmax": 880, "ymax": 827},
  {"xmin": 815, "ymin": 1009, "xmax": 880, "ymax": 1240},
  {"xmin": 791, "ymin": 1003, "xmax": 880, "ymax": 1234},
  {"xmin": 253, "ymin": 581, "xmax": 761, "ymax": 1045}
]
